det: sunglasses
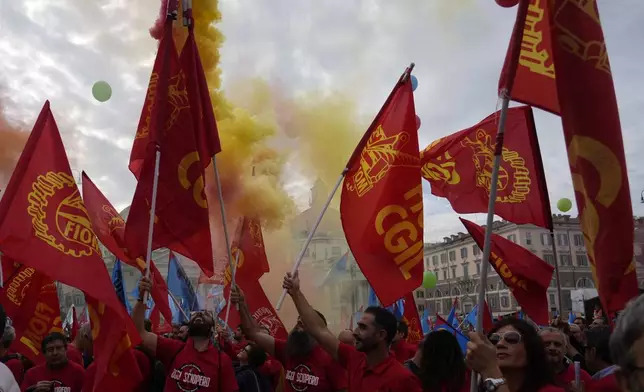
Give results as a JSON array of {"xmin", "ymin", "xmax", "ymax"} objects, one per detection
[{"xmin": 489, "ymin": 331, "xmax": 522, "ymax": 345}]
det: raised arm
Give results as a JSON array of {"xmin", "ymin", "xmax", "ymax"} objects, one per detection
[
  {"xmin": 131, "ymin": 277, "xmax": 158, "ymax": 356},
  {"xmin": 283, "ymin": 272, "xmax": 340, "ymax": 361},
  {"xmin": 230, "ymin": 286, "xmax": 276, "ymax": 356}
]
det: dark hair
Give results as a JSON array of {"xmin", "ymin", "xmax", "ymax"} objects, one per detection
[
  {"xmin": 364, "ymin": 306, "xmax": 397, "ymax": 344},
  {"xmin": 489, "ymin": 318, "xmax": 555, "ymax": 392},
  {"xmin": 41, "ymin": 332, "xmax": 67, "ymax": 353},
  {"xmin": 246, "ymin": 343, "xmax": 267, "ymax": 368},
  {"xmin": 586, "ymin": 327, "xmax": 612, "ymax": 364},
  {"xmin": 419, "ymin": 330, "xmax": 466, "ymax": 392},
  {"xmin": 574, "ymin": 317, "xmax": 585, "ymax": 325},
  {"xmin": 143, "ymin": 319, "xmax": 152, "ymax": 332},
  {"xmin": 397, "ymin": 321, "xmax": 409, "ymax": 339}
]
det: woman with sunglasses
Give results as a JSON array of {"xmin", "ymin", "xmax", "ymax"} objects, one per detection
[{"xmin": 466, "ymin": 319, "xmax": 564, "ymax": 392}]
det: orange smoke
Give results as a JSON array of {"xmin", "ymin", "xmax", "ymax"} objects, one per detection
[{"xmin": 0, "ymin": 95, "xmax": 27, "ymax": 188}]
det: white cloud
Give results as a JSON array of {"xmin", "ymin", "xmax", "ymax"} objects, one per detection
[{"xmin": 0, "ymin": 0, "xmax": 642, "ymax": 243}]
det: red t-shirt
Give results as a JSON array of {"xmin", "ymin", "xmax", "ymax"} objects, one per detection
[
  {"xmin": 81, "ymin": 349, "xmax": 151, "ymax": 392},
  {"xmin": 21, "ymin": 361, "xmax": 85, "ymax": 392},
  {"xmin": 337, "ymin": 342, "xmax": 422, "ymax": 392},
  {"xmin": 555, "ymin": 363, "xmax": 592, "ymax": 388},
  {"xmin": 156, "ymin": 336, "xmax": 238, "ymax": 392},
  {"xmin": 274, "ymin": 339, "xmax": 347, "ymax": 392},
  {"xmin": 3, "ymin": 357, "xmax": 24, "ymax": 384},
  {"xmin": 258, "ymin": 355, "xmax": 284, "ymax": 391},
  {"xmin": 390, "ymin": 341, "xmax": 416, "ymax": 364},
  {"xmin": 66, "ymin": 345, "xmax": 84, "ymax": 367},
  {"xmin": 588, "ymin": 374, "xmax": 620, "ymax": 392}
]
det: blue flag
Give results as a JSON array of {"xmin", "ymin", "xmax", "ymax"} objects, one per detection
[
  {"xmin": 568, "ymin": 312, "xmax": 576, "ymax": 324},
  {"xmin": 368, "ymin": 286, "xmax": 380, "ymax": 307},
  {"xmin": 111, "ymin": 259, "xmax": 132, "ymax": 313},
  {"xmin": 167, "ymin": 253, "xmax": 199, "ymax": 323},
  {"xmin": 318, "ymin": 253, "xmax": 349, "ymax": 287},
  {"xmin": 421, "ymin": 308, "xmax": 430, "ymax": 334},
  {"xmin": 446, "ymin": 299, "xmax": 459, "ymax": 329}
]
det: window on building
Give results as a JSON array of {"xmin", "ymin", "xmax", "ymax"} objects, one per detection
[
  {"xmin": 476, "ymin": 263, "xmax": 481, "ymax": 275},
  {"xmin": 541, "ymin": 233, "xmax": 552, "ymax": 246},
  {"xmin": 525, "ymin": 232, "xmax": 532, "ymax": 246},
  {"xmin": 550, "ymin": 278, "xmax": 557, "ymax": 288},
  {"xmin": 416, "ymin": 290, "xmax": 425, "ymax": 298},
  {"xmin": 559, "ymin": 254, "xmax": 572, "ymax": 266},
  {"xmin": 436, "ymin": 302, "xmax": 442, "ymax": 314},
  {"xmin": 73, "ymin": 295, "xmax": 83, "ymax": 306},
  {"xmin": 501, "ymin": 296, "xmax": 510, "ymax": 308},
  {"xmin": 65, "ymin": 297, "xmax": 72, "ymax": 307},
  {"xmin": 128, "ymin": 271, "xmax": 134, "ymax": 277},
  {"xmin": 440, "ymin": 253, "xmax": 447, "ymax": 263},
  {"xmin": 463, "ymin": 264, "xmax": 469, "ymax": 279},
  {"xmin": 332, "ymin": 246, "xmax": 341, "ymax": 256},
  {"xmin": 549, "ymin": 293, "xmax": 556, "ymax": 307},
  {"xmin": 576, "ymin": 255, "xmax": 588, "ymax": 267},
  {"xmin": 449, "ymin": 251, "xmax": 456, "ymax": 261},
  {"xmin": 576, "ymin": 278, "xmax": 594, "ymax": 289},
  {"xmin": 543, "ymin": 253, "xmax": 555, "ymax": 266},
  {"xmin": 443, "ymin": 270, "xmax": 448, "ymax": 280},
  {"xmin": 432, "ymin": 255, "xmax": 438, "ymax": 265},
  {"xmin": 451, "ymin": 266, "xmax": 457, "ymax": 278},
  {"xmin": 417, "ymin": 304, "xmax": 425, "ymax": 312},
  {"xmin": 434, "ymin": 269, "xmax": 439, "ymax": 280},
  {"xmin": 573, "ymin": 234, "xmax": 584, "ymax": 247},
  {"xmin": 557, "ymin": 234, "xmax": 569, "ymax": 246},
  {"xmin": 435, "ymin": 290, "xmax": 442, "ymax": 298},
  {"xmin": 507, "ymin": 234, "xmax": 517, "ymax": 243},
  {"xmin": 473, "ymin": 245, "xmax": 481, "ymax": 256},
  {"xmin": 460, "ymin": 247, "xmax": 468, "ymax": 258},
  {"xmin": 489, "ymin": 296, "xmax": 498, "ymax": 309}
]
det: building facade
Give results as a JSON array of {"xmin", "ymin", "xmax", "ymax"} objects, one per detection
[{"xmin": 415, "ymin": 215, "xmax": 644, "ymax": 319}]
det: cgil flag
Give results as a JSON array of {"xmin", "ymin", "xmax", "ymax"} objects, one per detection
[
  {"xmin": 420, "ymin": 106, "xmax": 552, "ymax": 229},
  {"xmin": 340, "ymin": 67, "xmax": 423, "ymax": 307}
]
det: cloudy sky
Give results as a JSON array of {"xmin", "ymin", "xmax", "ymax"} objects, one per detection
[{"xmin": 0, "ymin": 0, "xmax": 643, "ymax": 243}]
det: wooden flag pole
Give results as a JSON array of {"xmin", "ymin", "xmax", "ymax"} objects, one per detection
[
  {"xmin": 275, "ymin": 169, "xmax": 348, "ymax": 310},
  {"xmin": 471, "ymin": 92, "xmax": 510, "ymax": 392}
]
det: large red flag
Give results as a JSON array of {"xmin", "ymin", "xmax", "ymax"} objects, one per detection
[
  {"xmin": 0, "ymin": 102, "xmax": 142, "ymax": 391},
  {"xmin": 0, "ymin": 265, "xmax": 62, "ymax": 363},
  {"xmin": 548, "ymin": 0, "xmax": 637, "ymax": 315},
  {"xmin": 82, "ymin": 172, "xmax": 172, "ymax": 323},
  {"xmin": 401, "ymin": 292, "xmax": 423, "ymax": 345},
  {"xmin": 180, "ymin": 26, "xmax": 221, "ymax": 167},
  {"xmin": 420, "ymin": 106, "xmax": 552, "ymax": 229},
  {"xmin": 498, "ymin": 0, "xmax": 560, "ymax": 114},
  {"xmin": 460, "ymin": 218, "xmax": 553, "ymax": 325},
  {"xmin": 124, "ymin": 19, "xmax": 214, "ymax": 276},
  {"xmin": 340, "ymin": 69, "xmax": 423, "ymax": 306}
]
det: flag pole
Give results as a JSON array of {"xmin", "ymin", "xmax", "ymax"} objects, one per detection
[
  {"xmin": 143, "ymin": 147, "xmax": 162, "ymax": 303},
  {"xmin": 471, "ymin": 92, "xmax": 510, "ymax": 392},
  {"xmin": 275, "ymin": 169, "xmax": 348, "ymax": 310},
  {"xmin": 549, "ymin": 231, "xmax": 563, "ymax": 317},
  {"xmin": 223, "ymin": 251, "xmax": 241, "ymax": 326},
  {"xmin": 168, "ymin": 290, "xmax": 190, "ymax": 321}
]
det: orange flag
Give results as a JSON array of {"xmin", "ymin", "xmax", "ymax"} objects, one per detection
[
  {"xmin": 549, "ymin": 0, "xmax": 637, "ymax": 315},
  {"xmin": 498, "ymin": 0, "xmax": 560, "ymax": 114},
  {"xmin": 420, "ymin": 106, "xmax": 552, "ymax": 229},
  {"xmin": 340, "ymin": 68, "xmax": 423, "ymax": 306},
  {"xmin": 0, "ymin": 102, "xmax": 142, "ymax": 391},
  {"xmin": 460, "ymin": 218, "xmax": 554, "ymax": 325},
  {"xmin": 0, "ymin": 265, "xmax": 62, "ymax": 363},
  {"xmin": 82, "ymin": 172, "xmax": 172, "ymax": 323},
  {"xmin": 124, "ymin": 19, "xmax": 214, "ymax": 276},
  {"xmin": 401, "ymin": 292, "xmax": 423, "ymax": 344}
]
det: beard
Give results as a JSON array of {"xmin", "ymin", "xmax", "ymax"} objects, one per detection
[
  {"xmin": 286, "ymin": 330, "xmax": 315, "ymax": 358},
  {"xmin": 188, "ymin": 322, "xmax": 212, "ymax": 338}
]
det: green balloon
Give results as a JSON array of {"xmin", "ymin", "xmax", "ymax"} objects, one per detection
[
  {"xmin": 557, "ymin": 197, "xmax": 572, "ymax": 212},
  {"xmin": 422, "ymin": 270, "xmax": 437, "ymax": 289},
  {"xmin": 92, "ymin": 81, "xmax": 112, "ymax": 102}
]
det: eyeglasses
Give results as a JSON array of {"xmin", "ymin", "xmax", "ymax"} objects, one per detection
[{"xmin": 489, "ymin": 331, "xmax": 522, "ymax": 345}]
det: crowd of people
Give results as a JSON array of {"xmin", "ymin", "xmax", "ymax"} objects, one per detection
[{"xmin": 0, "ymin": 272, "xmax": 642, "ymax": 391}]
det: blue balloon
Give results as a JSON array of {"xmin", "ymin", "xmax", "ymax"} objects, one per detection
[{"xmin": 411, "ymin": 75, "xmax": 419, "ymax": 91}]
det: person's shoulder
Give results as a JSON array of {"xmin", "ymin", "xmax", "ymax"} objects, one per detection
[{"xmin": 67, "ymin": 360, "xmax": 86, "ymax": 373}]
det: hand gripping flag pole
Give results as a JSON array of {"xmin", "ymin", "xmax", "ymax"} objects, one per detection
[
  {"xmin": 276, "ymin": 63, "xmax": 416, "ymax": 311},
  {"xmin": 471, "ymin": 92, "xmax": 510, "ymax": 392}
]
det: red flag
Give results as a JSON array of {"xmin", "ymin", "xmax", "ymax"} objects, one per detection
[
  {"xmin": 499, "ymin": 0, "xmax": 560, "ymax": 114},
  {"xmin": 401, "ymin": 292, "xmax": 423, "ymax": 344},
  {"xmin": 460, "ymin": 218, "xmax": 553, "ymax": 325},
  {"xmin": 180, "ymin": 26, "xmax": 221, "ymax": 166},
  {"xmin": 0, "ymin": 266, "xmax": 62, "ymax": 363},
  {"xmin": 124, "ymin": 20, "xmax": 214, "ymax": 276},
  {"xmin": 340, "ymin": 69, "xmax": 423, "ymax": 306},
  {"xmin": 482, "ymin": 300, "xmax": 494, "ymax": 332},
  {"xmin": 82, "ymin": 172, "xmax": 172, "ymax": 323},
  {"xmin": 149, "ymin": 306, "xmax": 173, "ymax": 334},
  {"xmin": 421, "ymin": 106, "xmax": 552, "ymax": 229},
  {"xmin": 0, "ymin": 102, "xmax": 142, "ymax": 391},
  {"xmin": 549, "ymin": 0, "xmax": 637, "ymax": 315}
]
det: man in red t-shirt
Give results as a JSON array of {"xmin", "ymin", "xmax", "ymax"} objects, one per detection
[
  {"xmin": 539, "ymin": 328, "xmax": 592, "ymax": 389},
  {"xmin": 390, "ymin": 321, "xmax": 417, "ymax": 364},
  {"xmin": 21, "ymin": 332, "xmax": 85, "ymax": 392},
  {"xmin": 0, "ymin": 326, "xmax": 24, "ymax": 384},
  {"xmin": 132, "ymin": 278, "xmax": 238, "ymax": 392},
  {"xmin": 231, "ymin": 286, "xmax": 347, "ymax": 392},
  {"xmin": 280, "ymin": 272, "xmax": 422, "ymax": 392}
]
